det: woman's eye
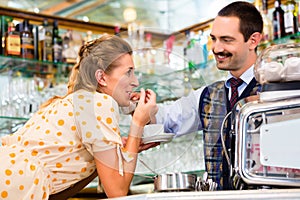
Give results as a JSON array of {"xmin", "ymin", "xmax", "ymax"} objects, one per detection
[{"xmin": 127, "ymin": 69, "xmax": 133, "ymax": 76}]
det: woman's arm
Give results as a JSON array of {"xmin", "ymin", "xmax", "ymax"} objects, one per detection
[{"xmin": 94, "ymin": 88, "xmax": 157, "ymax": 198}]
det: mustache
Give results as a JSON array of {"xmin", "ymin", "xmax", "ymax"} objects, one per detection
[{"xmin": 213, "ymin": 50, "xmax": 232, "ymax": 57}]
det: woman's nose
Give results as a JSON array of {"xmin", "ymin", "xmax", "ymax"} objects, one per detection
[{"xmin": 131, "ymin": 75, "xmax": 139, "ymax": 87}]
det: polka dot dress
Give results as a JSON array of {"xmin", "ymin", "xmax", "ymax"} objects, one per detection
[{"xmin": 0, "ymin": 90, "xmax": 131, "ymax": 199}]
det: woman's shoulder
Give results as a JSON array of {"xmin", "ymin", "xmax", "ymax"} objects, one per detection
[{"xmin": 72, "ymin": 90, "xmax": 118, "ymax": 108}]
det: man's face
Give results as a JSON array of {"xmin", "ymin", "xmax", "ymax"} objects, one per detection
[{"xmin": 210, "ymin": 16, "xmax": 252, "ymax": 74}]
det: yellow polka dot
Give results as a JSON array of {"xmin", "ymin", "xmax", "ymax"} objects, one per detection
[
  {"xmin": 38, "ymin": 111, "xmax": 43, "ymax": 115},
  {"xmin": 69, "ymin": 141, "xmax": 74, "ymax": 145},
  {"xmin": 57, "ymin": 119, "xmax": 64, "ymax": 126},
  {"xmin": 46, "ymin": 119, "xmax": 49, "ymax": 123},
  {"xmin": 82, "ymin": 121, "xmax": 87, "ymax": 125},
  {"xmin": 71, "ymin": 126, "xmax": 76, "ymax": 131},
  {"xmin": 30, "ymin": 165, "xmax": 36, "ymax": 171},
  {"xmin": 10, "ymin": 160, "xmax": 15, "ymax": 164},
  {"xmin": 20, "ymin": 149, "xmax": 24, "ymax": 153},
  {"xmin": 86, "ymin": 132, "xmax": 92, "ymax": 138},
  {"xmin": 18, "ymin": 136, "xmax": 21, "ymax": 141},
  {"xmin": 75, "ymin": 156, "xmax": 80, "ymax": 160},
  {"xmin": 78, "ymin": 95, "xmax": 84, "ymax": 99},
  {"xmin": 86, "ymin": 99, "xmax": 91, "ymax": 103},
  {"xmin": 63, "ymin": 103, "xmax": 68, "ymax": 106},
  {"xmin": 5, "ymin": 180, "xmax": 10, "ymax": 185},
  {"xmin": 39, "ymin": 141, "xmax": 44, "ymax": 146},
  {"xmin": 1, "ymin": 191, "xmax": 8, "ymax": 198},
  {"xmin": 42, "ymin": 192, "xmax": 47, "ymax": 199},
  {"xmin": 96, "ymin": 116, "xmax": 101, "ymax": 121},
  {"xmin": 97, "ymin": 102, "xmax": 102, "ymax": 107},
  {"xmin": 110, "ymin": 107, "xmax": 114, "ymax": 112},
  {"xmin": 103, "ymin": 95, "xmax": 108, "ymax": 99},
  {"xmin": 19, "ymin": 170, "xmax": 24, "ymax": 175},
  {"xmin": 69, "ymin": 149, "xmax": 73, "ymax": 153},
  {"xmin": 81, "ymin": 168, "xmax": 87, "ymax": 172},
  {"xmin": 54, "ymin": 110, "xmax": 58, "ymax": 114},
  {"xmin": 75, "ymin": 112, "xmax": 80, "ymax": 116},
  {"xmin": 42, "ymin": 115, "xmax": 45, "ymax": 119},
  {"xmin": 25, "ymin": 124, "xmax": 30, "ymax": 128},
  {"xmin": 77, "ymin": 144, "xmax": 82, "ymax": 148},
  {"xmin": 24, "ymin": 158, "xmax": 29, "ymax": 162},
  {"xmin": 106, "ymin": 117, "xmax": 112, "ymax": 124},
  {"xmin": 34, "ymin": 178, "xmax": 39, "ymax": 185},
  {"xmin": 19, "ymin": 185, "xmax": 24, "ymax": 190},
  {"xmin": 5, "ymin": 169, "xmax": 12, "ymax": 176},
  {"xmin": 58, "ymin": 147, "xmax": 65, "ymax": 152},
  {"xmin": 45, "ymin": 130, "xmax": 50, "ymax": 134},
  {"xmin": 57, "ymin": 132, "xmax": 62, "ymax": 136},
  {"xmin": 36, "ymin": 126, "xmax": 41, "ymax": 130},
  {"xmin": 66, "ymin": 158, "xmax": 70, "ymax": 162},
  {"xmin": 62, "ymin": 179, "xmax": 67, "ymax": 184},
  {"xmin": 48, "ymin": 110, "xmax": 52, "ymax": 114},
  {"xmin": 79, "ymin": 106, "xmax": 84, "ymax": 110},
  {"xmin": 68, "ymin": 112, "xmax": 73, "ymax": 116},
  {"xmin": 96, "ymin": 125, "xmax": 100, "ymax": 129},
  {"xmin": 9, "ymin": 153, "xmax": 15, "ymax": 158},
  {"xmin": 45, "ymin": 150, "xmax": 50, "ymax": 154},
  {"xmin": 113, "ymin": 127, "xmax": 117, "ymax": 132},
  {"xmin": 56, "ymin": 163, "xmax": 63, "ymax": 168},
  {"xmin": 31, "ymin": 150, "xmax": 38, "ymax": 156},
  {"xmin": 24, "ymin": 141, "xmax": 29, "ymax": 146},
  {"xmin": 31, "ymin": 194, "xmax": 34, "ymax": 199}
]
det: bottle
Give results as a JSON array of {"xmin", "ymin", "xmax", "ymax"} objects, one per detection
[
  {"xmin": 261, "ymin": 0, "xmax": 273, "ymax": 43},
  {"xmin": 285, "ymin": 0, "xmax": 298, "ymax": 35},
  {"xmin": 4, "ymin": 22, "xmax": 21, "ymax": 57},
  {"xmin": 20, "ymin": 19, "xmax": 34, "ymax": 59},
  {"xmin": 52, "ymin": 20, "xmax": 63, "ymax": 63},
  {"xmin": 39, "ymin": 19, "xmax": 53, "ymax": 61},
  {"xmin": 273, "ymin": 0, "xmax": 286, "ymax": 39}
]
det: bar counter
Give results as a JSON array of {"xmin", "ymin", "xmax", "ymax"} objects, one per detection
[{"xmin": 108, "ymin": 188, "xmax": 300, "ymax": 200}]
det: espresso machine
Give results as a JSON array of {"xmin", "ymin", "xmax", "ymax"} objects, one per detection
[{"xmin": 227, "ymin": 43, "xmax": 300, "ymax": 190}]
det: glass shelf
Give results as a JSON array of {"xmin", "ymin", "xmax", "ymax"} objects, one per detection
[{"xmin": 0, "ymin": 55, "xmax": 73, "ymax": 82}]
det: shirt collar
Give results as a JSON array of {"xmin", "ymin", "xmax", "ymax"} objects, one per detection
[{"xmin": 225, "ymin": 65, "xmax": 254, "ymax": 88}]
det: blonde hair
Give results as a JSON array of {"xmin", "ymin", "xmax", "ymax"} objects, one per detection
[{"xmin": 40, "ymin": 34, "xmax": 132, "ymax": 108}]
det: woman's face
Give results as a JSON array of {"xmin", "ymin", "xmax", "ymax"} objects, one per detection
[{"xmin": 101, "ymin": 54, "xmax": 139, "ymax": 107}]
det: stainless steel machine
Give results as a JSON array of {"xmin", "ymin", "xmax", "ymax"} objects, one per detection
[{"xmin": 227, "ymin": 43, "xmax": 300, "ymax": 189}]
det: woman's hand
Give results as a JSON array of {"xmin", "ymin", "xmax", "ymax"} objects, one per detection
[
  {"xmin": 132, "ymin": 88, "xmax": 158, "ymax": 127},
  {"xmin": 122, "ymin": 137, "xmax": 160, "ymax": 152}
]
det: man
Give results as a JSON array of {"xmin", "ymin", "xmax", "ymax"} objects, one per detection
[{"xmin": 152, "ymin": 1, "xmax": 263, "ymax": 190}]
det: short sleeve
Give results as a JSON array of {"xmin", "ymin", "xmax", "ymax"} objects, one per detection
[{"xmin": 72, "ymin": 90, "xmax": 133, "ymax": 175}]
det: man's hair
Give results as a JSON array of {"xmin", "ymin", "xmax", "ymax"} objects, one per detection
[{"xmin": 218, "ymin": 1, "xmax": 263, "ymax": 42}]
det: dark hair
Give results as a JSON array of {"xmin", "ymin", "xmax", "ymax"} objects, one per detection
[{"xmin": 218, "ymin": 1, "xmax": 263, "ymax": 42}]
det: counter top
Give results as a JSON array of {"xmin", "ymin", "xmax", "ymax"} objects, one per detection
[{"xmin": 107, "ymin": 188, "xmax": 300, "ymax": 200}]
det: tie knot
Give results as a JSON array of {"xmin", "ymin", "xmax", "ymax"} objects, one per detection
[{"xmin": 229, "ymin": 78, "xmax": 243, "ymax": 88}]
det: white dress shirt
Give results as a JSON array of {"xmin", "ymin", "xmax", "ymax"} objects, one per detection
[{"xmin": 155, "ymin": 66, "xmax": 255, "ymax": 136}]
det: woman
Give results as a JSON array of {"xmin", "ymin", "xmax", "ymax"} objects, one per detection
[{"xmin": 0, "ymin": 35, "xmax": 157, "ymax": 199}]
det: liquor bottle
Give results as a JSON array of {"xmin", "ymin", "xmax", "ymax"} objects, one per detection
[
  {"xmin": 20, "ymin": 19, "xmax": 34, "ymax": 59},
  {"xmin": 52, "ymin": 20, "xmax": 63, "ymax": 63},
  {"xmin": 261, "ymin": 0, "xmax": 273, "ymax": 43},
  {"xmin": 39, "ymin": 19, "xmax": 53, "ymax": 61},
  {"xmin": 4, "ymin": 22, "xmax": 21, "ymax": 57},
  {"xmin": 273, "ymin": 0, "xmax": 286, "ymax": 39},
  {"xmin": 285, "ymin": 0, "xmax": 298, "ymax": 35}
]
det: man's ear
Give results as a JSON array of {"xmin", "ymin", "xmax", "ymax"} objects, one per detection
[
  {"xmin": 249, "ymin": 32, "xmax": 262, "ymax": 50},
  {"xmin": 95, "ymin": 69, "xmax": 107, "ymax": 86}
]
